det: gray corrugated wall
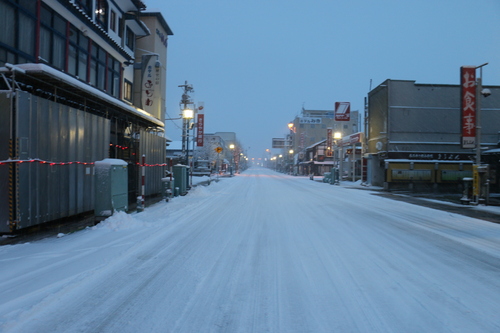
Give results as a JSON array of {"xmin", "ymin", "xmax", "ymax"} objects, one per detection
[
  {"xmin": 140, "ymin": 129, "xmax": 166, "ymax": 197},
  {"xmin": 0, "ymin": 92, "xmax": 12, "ymax": 232},
  {"xmin": 0, "ymin": 91, "xmax": 110, "ymax": 232}
]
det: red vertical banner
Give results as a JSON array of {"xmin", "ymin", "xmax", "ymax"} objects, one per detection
[
  {"xmin": 326, "ymin": 128, "xmax": 333, "ymax": 157},
  {"xmin": 197, "ymin": 114, "xmax": 204, "ymax": 147},
  {"xmin": 461, "ymin": 66, "xmax": 476, "ymax": 149}
]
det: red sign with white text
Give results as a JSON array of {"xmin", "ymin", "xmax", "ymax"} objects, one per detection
[
  {"xmin": 326, "ymin": 128, "xmax": 332, "ymax": 157},
  {"xmin": 197, "ymin": 114, "xmax": 204, "ymax": 147},
  {"xmin": 335, "ymin": 102, "xmax": 350, "ymax": 121},
  {"xmin": 461, "ymin": 66, "xmax": 476, "ymax": 149}
]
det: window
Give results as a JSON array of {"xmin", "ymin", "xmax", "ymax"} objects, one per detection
[
  {"xmin": 97, "ymin": 46, "xmax": 107, "ymax": 90},
  {"xmin": 0, "ymin": 3, "xmax": 16, "ymax": 47},
  {"xmin": 110, "ymin": 11, "xmax": 116, "ymax": 32},
  {"xmin": 95, "ymin": 0, "xmax": 108, "ymax": 30},
  {"xmin": 118, "ymin": 17, "xmax": 124, "ymax": 38},
  {"xmin": 124, "ymin": 80, "xmax": 133, "ymax": 102},
  {"xmin": 39, "ymin": 5, "xmax": 67, "ymax": 70},
  {"xmin": 125, "ymin": 27, "xmax": 135, "ymax": 50},
  {"xmin": 0, "ymin": 1, "xmax": 36, "ymax": 65},
  {"xmin": 68, "ymin": 24, "xmax": 89, "ymax": 81},
  {"xmin": 107, "ymin": 56, "xmax": 121, "ymax": 98}
]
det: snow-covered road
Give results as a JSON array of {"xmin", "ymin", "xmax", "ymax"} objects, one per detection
[{"xmin": 1, "ymin": 167, "xmax": 500, "ymax": 332}]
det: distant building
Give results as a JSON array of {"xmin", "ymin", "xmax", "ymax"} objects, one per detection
[
  {"xmin": 289, "ymin": 108, "xmax": 359, "ymax": 176},
  {"xmin": 365, "ymin": 79, "xmax": 500, "ymax": 192}
]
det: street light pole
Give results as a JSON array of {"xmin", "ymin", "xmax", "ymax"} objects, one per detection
[
  {"xmin": 229, "ymin": 144, "xmax": 235, "ymax": 176},
  {"xmin": 179, "ymin": 81, "xmax": 194, "ymax": 166},
  {"xmin": 475, "ymin": 63, "xmax": 488, "ymax": 167},
  {"xmin": 472, "ymin": 63, "xmax": 489, "ymax": 204},
  {"xmin": 334, "ymin": 131, "xmax": 342, "ymax": 183}
]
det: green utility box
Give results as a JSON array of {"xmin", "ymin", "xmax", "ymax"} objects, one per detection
[
  {"xmin": 94, "ymin": 159, "xmax": 128, "ymax": 219},
  {"xmin": 173, "ymin": 164, "xmax": 189, "ymax": 196}
]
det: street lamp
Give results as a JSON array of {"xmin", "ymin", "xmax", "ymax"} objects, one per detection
[
  {"xmin": 229, "ymin": 144, "xmax": 235, "ymax": 176},
  {"xmin": 182, "ymin": 107, "xmax": 194, "ymax": 168},
  {"xmin": 179, "ymin": 81, "xmax": 194, "ymax": 166},
  {"xmin": 472, "ymin": 62, "xmax": 490, "ymax": 204},
  {"xmin": 334, "ymin": 132, "xmax": 342, "ymax": 182},
  {"xmin": 182, "ymin": 108, "xmax": 194, "ymax": 120}
]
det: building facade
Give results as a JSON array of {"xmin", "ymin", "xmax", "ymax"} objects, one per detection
[
  {"xmin": 288, "ymin": 108, "xmax": 359, "ymax": 176},
  {"xmin": 365, "ymin": 79, "xmax": 500, "ymax": 192},
  {"xmin": 0, "ymin": 0, "xmax": 173, "ymax": 232}
]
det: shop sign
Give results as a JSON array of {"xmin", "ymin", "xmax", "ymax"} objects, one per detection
[
  {"xmin": 335, "ymin": 102, "xmax": 350, "ymax": 121},
  {"xmin": 461, "ymin": 66, "xmax": 476, "ymax": 149}
]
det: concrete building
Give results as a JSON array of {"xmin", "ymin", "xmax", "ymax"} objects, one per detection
[
  {"xmin": 288, "ymin": 108, "xmax": 359, "ymax": 175},
  {"xmin": 365, "ymin": 79, "xmax": 500, "ymax": 192},
  {"xmin": 0, "ymin": 0, "xmax": 173, "ymax": 232}
]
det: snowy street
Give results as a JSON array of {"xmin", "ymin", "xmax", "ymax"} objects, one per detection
[{"xmin": 1, "ymin": 167, "xmax": 500, "ymax": 332}]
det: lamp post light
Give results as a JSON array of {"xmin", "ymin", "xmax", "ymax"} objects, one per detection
[
  {"xmin": 182, "ymin": 107, "xmax": 194, "ymax": 166},
  {"xmin": 289, "ymin": 149, "xmax": 294, "ymax": 175},
  {"xmin": 229, "ymin": 144, "xmax": 235, "ymax": 176},
  {"xmin": 334, "ymin": 132, "xmax": 342, "ymax": 183},
  {"xmin": 179, "ymin": 81, "xmax": 194, "ymax": 166}
]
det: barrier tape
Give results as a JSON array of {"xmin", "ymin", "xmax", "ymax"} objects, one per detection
[
  {"xmin": 0, "ymin": 158, "xmax": 94, "ymax": 166},
  {"xmin": 0, "ymin": 158, "xmax": 168, "ymax": 167}
]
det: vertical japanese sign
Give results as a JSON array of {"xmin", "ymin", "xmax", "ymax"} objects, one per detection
[
  {"xmin": 141, "ymin": 55, "xmax": 161, "ymax": 119},
  {"xmin": 461, "ymin": 66, "xmax": 476, "ymax": 149},
  {"xmin": 326, "ymin": 128, "xmax": 333, "ymax": 157},
  {"xmin": 197, "ymin": 113, "xmax": 204, "ymax": 147},
  {"xmin": 335, "ymin": 102, "xmax": 350, "ymax": 121}
]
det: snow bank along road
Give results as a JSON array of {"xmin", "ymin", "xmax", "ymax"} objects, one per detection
[{"xmin": 1, "ymin": 167, "xmax": 500, "ymax": 332}]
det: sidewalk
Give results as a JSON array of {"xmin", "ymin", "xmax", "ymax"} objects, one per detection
[{"xmin": 337, "ymin": 180, "xmax": 500, "ymax": 224}]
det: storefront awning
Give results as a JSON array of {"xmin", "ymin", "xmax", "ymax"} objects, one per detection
[{"xmin": 1, "ymin": 63, "xmax": 164, "ymax": 128}]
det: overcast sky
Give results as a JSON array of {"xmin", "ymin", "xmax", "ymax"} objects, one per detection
[{"xmin": 145, "ymin": 0, "xmax": 500, "ymax": 159}]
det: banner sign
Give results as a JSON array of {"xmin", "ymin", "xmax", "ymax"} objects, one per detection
[
  {"xmin": 197, "ymin": 114, "xmax": 204, "ymax": 147},
  {"xmin": 299, "ymin": 117, "xmax": 322, "ymax": 124},
  {"xmin": 339, "ymin": 132, "xmax": 363, "ymax": 146},
  {"xmin": 272, "ymin": 138, "xmax": 290, "ymax": 148},
  {"xmin": 335, "ymin": 102, "xmax": 350, "ymax": 121},
  {"xmin": 141, "ymin": 55, "xmax": 161, "ymax": 119},
  {"xmin": 326, "ymin": 128, "xmax": 333, "ymax": 157},
  {"xmin": 387, "ymin": 152, "xmax": 474, "ymax": 161},
  {"xmin": 460, "ymin": 66, "xmax": 476, "ymax": 149}
]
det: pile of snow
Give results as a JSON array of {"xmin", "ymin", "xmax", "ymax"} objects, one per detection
[{"xmin": 93, "ymin": 211, "xmax": 151, "ymax": 231}]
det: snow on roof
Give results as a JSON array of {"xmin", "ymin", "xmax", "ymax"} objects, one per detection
[
  {"xmin": 484, "ymin": 148, "xmax": 500, "ymax": 154},
  {"xmin": 8, "ymin": 63, "xmax": 164, "ymax": 127},
  {"xmin": 95, "ymin": 158, "xmax": 128, "ymax": 167},
  {"xmin": 306, "ymin": 140, "xmax": 327, "ymax": 150}
]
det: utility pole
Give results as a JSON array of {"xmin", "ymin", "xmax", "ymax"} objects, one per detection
[{"xmin": 178, "ymin": 81, "xmax": 194, "ymax": 166}]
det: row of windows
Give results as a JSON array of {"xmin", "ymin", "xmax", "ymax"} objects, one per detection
[
  {"xmin": 0, "ymin": 0, "xmax": 124, "ymax": 99},
  {"xmin": 73, "ymin": 0, "xmax": 135, "ymax": 50}
]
